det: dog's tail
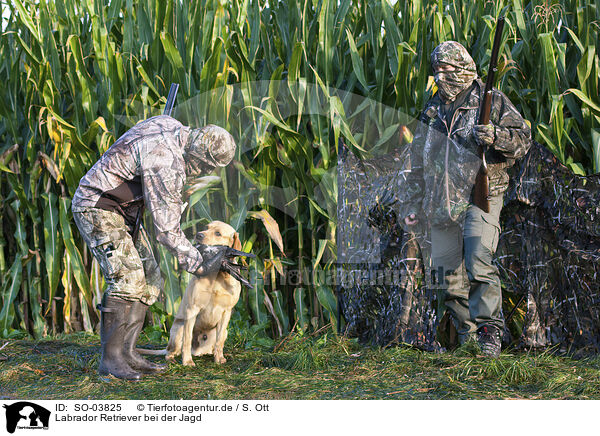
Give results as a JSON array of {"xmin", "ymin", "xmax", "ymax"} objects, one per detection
[{"xmin": 136, "ymin": 347, "xmax": 167, "ymax": 355}]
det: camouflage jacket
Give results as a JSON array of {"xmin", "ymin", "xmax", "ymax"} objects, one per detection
[
  {"xmin": 72, "ymin": 115, "xmax": 204, "ymax": 274},
  {"xmin": 398, "ymin": 79, "xmax": 532, "ymax": 224}
]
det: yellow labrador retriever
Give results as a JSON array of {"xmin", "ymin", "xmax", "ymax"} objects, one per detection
[
  {"xmin": 169, "ymin": 220, "xmax": 243, "ymax": 366},
  {"xmin": 139, "ymin": 221, "xmax": 244, "ymax": 366}
]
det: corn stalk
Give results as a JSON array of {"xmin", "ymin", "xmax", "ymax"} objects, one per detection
[{"xmin": 0, "ymin": 0, "xmax": 598, "ymax": 338}]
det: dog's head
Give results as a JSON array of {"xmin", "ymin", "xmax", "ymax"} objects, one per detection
[{"xmin": 195, "ymin": 220, "xmax": 241, "ymax": 250}]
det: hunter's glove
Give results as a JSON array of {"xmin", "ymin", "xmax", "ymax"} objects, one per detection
[{"xmin": 472, "ymin": 124, "xmax": 496, "ymax": 148}]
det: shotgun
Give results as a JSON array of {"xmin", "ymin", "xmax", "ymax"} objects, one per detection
[
  {"xmin": 473, "ymin": 17, "xmax": 505, "ymax": 213},
  {"xmin": 131, "ymin": 83, "xmax": 180, "ymax": 243}
]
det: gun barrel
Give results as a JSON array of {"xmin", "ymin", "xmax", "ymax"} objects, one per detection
[
  {"xmin": 164, "ymin": 83, "xmax": 179, "ymax": 116},
  {"xmin": 474, "ymin": 16, "xmax": 504, "ymax": 214},
  {"xmin": 478, "ymin": 17, "xmax": 505, "ymax": 125}
]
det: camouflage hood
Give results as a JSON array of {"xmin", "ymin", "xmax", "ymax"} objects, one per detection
[
  {"xmin": 431, "ymin": 41, "xmax": 477, "ymax": 103},
  {"xmin": 184, "ymin": 125, "xmax": 236, "ymax": 178}
]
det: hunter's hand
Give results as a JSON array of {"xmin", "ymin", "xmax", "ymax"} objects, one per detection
[
  {"xmin": 473, "ymin": 124, "xmax": 496, "ymax": 148},
  {"xmin": 404, "ymin": 213, "xmax": 418, "ymax": 226}
]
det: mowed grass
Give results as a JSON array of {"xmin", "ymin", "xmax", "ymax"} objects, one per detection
[{"xmin": 1, "ymin": 332, "xmax": 599, "ymax": 400}]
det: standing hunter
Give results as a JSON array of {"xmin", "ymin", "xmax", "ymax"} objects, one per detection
[
  {"xmin": 72, "ymin": 115, "xmax": 236, "ymax": 379},
  {"xmin": 399, "ymin": 41, "xmax": 531, "ymax": 357}
]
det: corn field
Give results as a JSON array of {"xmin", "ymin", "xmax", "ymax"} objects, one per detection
[{"xmin": 0, "ymin": 0, "xmax": 598, "ymax": 339}]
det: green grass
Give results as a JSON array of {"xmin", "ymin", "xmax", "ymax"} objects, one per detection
[{"xmin": 1, "ymin": 332, "xmax": 599, "ymax": 400}]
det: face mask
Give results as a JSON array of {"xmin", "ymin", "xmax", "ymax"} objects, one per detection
[{"xmin": 434, "ymin": 70, "xmax": 471, "ymax": 102}]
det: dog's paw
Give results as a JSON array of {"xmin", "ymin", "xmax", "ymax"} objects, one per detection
[
  {"xmin": 214, "ymin": 355, "xmax": 227, "ymax": 364},
  {"xmin": 182, "ymin": 358, "xmax": 196, "ymax": 367}
]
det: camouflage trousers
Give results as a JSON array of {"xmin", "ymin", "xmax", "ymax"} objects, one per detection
[
  {"xmin": 73, "ymin": 208, "xmax": 163, "ymax": 305},
  {"xmin": 431, "ymin": 194, "xmax": 504, "ymax": 344}
]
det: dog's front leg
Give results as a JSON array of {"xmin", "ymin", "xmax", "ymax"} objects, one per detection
[
  {"xmin": 213, "ymin": 310, "xmax": 232, "ymax": 364},
  {"xmin": 166, "ymin": 319, "xmax": 185, "ymax": 363},
  {"xmin": 181, "ymin": 311, "xmax": 198, "ymax": 366}
]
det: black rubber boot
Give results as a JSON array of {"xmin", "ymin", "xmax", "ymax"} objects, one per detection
[
  {"xmin": 123, "ymin": 301, "xmax": 166, "ymax": 373},
  {"xmin": 98, "ymin": 295, "xmax": 142, "ymax": 380}
]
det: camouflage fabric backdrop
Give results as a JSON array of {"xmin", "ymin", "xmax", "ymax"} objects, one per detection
[
  {"xmin": 337, "ymin": 143, "xmax": 439, "ymax": 350},
  {"xmin": 498, "ymin": 141, "xmax": 600, "ymax": 355},
  {"xmin": 338, "ymin": 141, "xmax": 600, "ymax": 355}
]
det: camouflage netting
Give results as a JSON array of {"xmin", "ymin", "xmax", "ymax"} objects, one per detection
[
  {"xmin": 337, "ymin": 144, "xmax": 440, "ymax": 350},
  {"xmin": 497, "ymin": 141, "xmax": 600, "ymax": 354},
  {"xmin": 337, "ymin": 141, "xmax": 600, "ymax": 354}
]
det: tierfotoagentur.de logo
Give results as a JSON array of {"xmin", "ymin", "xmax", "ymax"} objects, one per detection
[{"xmin": 2, "ymin": 402, "xmax": 50, "ymax": 434}]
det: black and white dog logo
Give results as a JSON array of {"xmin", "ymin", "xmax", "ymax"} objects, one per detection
[{"xmin": 3, "ymin": 402, "xmax": 50, "ymax": 433}]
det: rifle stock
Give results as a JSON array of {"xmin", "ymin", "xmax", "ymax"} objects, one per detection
[
  {"xmin": 473, "ymin": 17, "xmax": 505, "ymax": 213},
  {"xmin": 473, "ymin": 168, "xmax": 490, "ymax": 212}
]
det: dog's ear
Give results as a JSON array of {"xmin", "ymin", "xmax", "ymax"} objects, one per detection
[{"xmin": 233, "ymin": 232, "xmax": 242, "ymax": 250}]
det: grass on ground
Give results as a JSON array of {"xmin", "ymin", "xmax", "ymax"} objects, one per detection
[{"xmin": 1, "ymin": 331, "xmax": 599, "ymax": 400}]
